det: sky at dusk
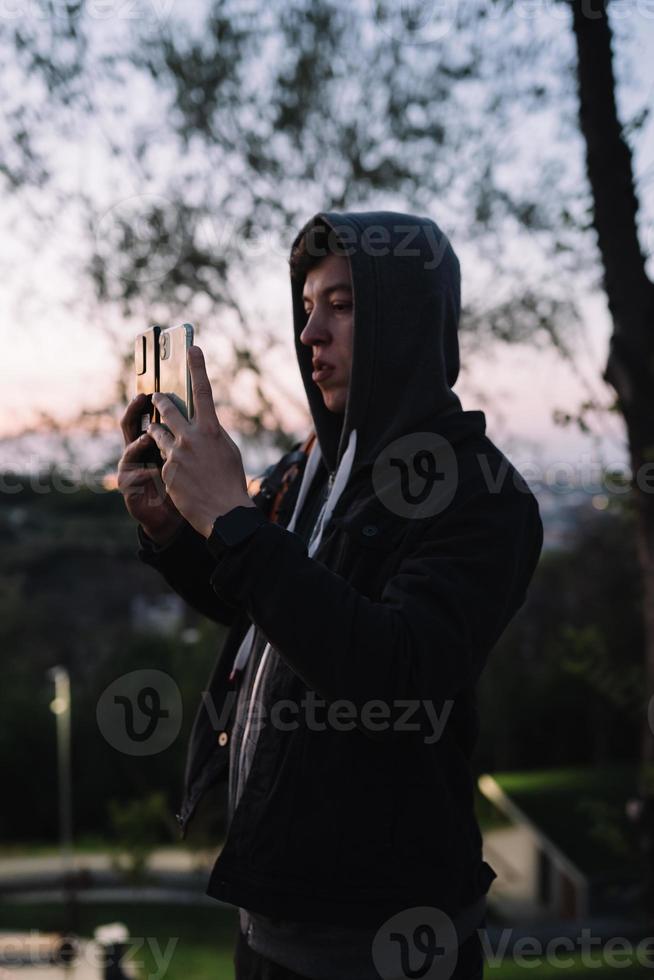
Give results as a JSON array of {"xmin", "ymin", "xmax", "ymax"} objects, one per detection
[{"xmin": 1, "ymin": 3, "xmax": 652, "ymax": 479}]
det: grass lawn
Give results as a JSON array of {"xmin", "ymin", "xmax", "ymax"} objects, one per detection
[
  {"xmin": 0, "ymin": 902, "xmax": 650, "ymax": 979},
  {"xmin": 490, "ymin": 765, "xmax": 640, "ymax": 878},
  {"xmin": 484, "ymin": 956, "xmax": 648, "ymax": 978},
  {"xmin": 0, "ymin": 901, "xmax": 237, "ymax": 979}
]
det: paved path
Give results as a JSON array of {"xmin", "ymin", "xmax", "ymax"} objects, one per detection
[
  {"xmin": 2, "ymin": 847, "xmax": 651, "ymax": 949},
  {"xmin": 0, "ymin": 848, "xmax": 218, "ymax": 878},
  {"xmin": 483, "ymin": 825, "xmax": 546, "ymax": 922}
]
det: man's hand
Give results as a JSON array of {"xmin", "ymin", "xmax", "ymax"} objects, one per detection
[
  {"xmin": 117, "ymin": 393, "xmax": 185, "ymax": 545},
  {"xmin": 147, "ymin": 345, "xmax": 256, "ymax": 539}
]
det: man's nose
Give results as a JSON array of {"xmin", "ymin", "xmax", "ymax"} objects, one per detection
[{"xmin": 300, "ymin": 310, "xmax": 329, "ymax": 346}]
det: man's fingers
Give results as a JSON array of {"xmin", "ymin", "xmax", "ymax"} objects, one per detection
[
  {"xmin": 117, "ymin": 460, "xmax": 156, "ymax": 494},
  {"xmin": 120, "ymin": 394, "xmax": 150, "ymax": 445},
  {"xmin": 117, "ymin": 439, "xmax": 158, "ymax": 488},
  {"xmin": 152, "ymin": 392, "xmax": 187, "ymax": 437},
  {"xmin": 147, "ymin": 422, "xmax": 176, "ymax": 458},
  {"xmin": 119, "ymin": 433, "xmax": 156, "ymax": 466},
  {"xmin": 118, "ymin": 467, "xmax": 152, "ymax": 492},
  {"xmin": 118, "ymin": 465, "xmax": 167, "ymax": 506},
  {"xmin": 187, "ymin": 346, "xmax": 217, "ymax": 425}
]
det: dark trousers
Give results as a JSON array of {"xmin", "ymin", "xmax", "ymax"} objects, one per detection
[{"xmin": 233, "ymin": 919, "xmax": 486, "ymax": 979}]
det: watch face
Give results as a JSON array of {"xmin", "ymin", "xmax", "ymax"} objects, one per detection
[{"xmin": 213, "ymin": 506, "xmax": 267, "ymax": 548}]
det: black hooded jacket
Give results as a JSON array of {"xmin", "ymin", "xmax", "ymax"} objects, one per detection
[{"xmin": 137, "ymin": 210, "xmax": 544, "ymax": 928}]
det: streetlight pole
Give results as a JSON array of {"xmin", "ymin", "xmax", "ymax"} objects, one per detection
[{"xmin": 48, "ymin": 665, "xmax": 76, "ymax": 936}]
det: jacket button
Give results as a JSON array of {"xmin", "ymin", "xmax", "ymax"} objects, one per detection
[
  {"xmin": 218, "ymin": 731, "xmax": 229, "ymax": 747},
  {"xmin": 362, "ymin": 524, "xmax": 379, "ymax": 537}
]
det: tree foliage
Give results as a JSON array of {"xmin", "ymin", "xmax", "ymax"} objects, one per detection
[{"xmin": 1, "ymin": 0, "xmax": 627, "ymax": 447}]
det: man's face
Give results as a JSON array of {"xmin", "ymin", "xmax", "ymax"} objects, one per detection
[{"xmin": 299, "ymin": 254, "xmax": 353, "ymax": 415}]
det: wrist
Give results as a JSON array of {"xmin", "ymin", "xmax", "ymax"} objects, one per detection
[
  {"xmin": 206, "ymin": 503, "xmax": 268, "ymax": 554},
  {"xmin": 199, "ymin": 495, "xmax": 257, "ymax": 539}
]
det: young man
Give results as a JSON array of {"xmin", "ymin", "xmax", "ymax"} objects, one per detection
[{"xmin": 118, "ymin": 211, "xmax": 543, "ymax": 979}]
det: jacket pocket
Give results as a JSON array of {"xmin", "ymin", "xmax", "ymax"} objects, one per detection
[
  {"xmin": 331, "ymin": 498, "xmax": 409, "ymax": 552},
  {"xmin": 329, "ymin": 500, "xmax": 410, "ymax": 590}
]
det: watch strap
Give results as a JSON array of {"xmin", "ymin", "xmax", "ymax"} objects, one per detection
[{"xmin": 207, "ymin": 505, "xmax": 268, "ymax": 555}]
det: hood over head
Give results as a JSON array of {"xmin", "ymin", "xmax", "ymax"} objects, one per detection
[
  {"xmin": 230, "ymin": 214, "xmax": 486, "ymax": 680},
  {"xmin": 290, "ymin": 210, "xmax": 477, "ymax": 480}
]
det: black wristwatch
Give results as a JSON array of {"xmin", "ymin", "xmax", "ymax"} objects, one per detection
[{"xmin": 207, "ymin": 505, "xmax": 268, "ymax": 555}]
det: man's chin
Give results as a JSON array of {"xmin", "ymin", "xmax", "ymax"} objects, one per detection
[{"xmin": 322, "ymin": 391, "xmax": 346, "ymax": 415}]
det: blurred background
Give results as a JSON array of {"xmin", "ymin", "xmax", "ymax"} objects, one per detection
[{"xmin": 1, "ymin": 0, "xmax": 653, "ymax": 977}]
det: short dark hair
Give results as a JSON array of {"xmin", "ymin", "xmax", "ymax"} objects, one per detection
[{"xmin": 289, "ymin": 222, "xmax": 338, "ymax": 285}]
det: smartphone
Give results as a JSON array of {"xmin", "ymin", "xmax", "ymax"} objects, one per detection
[
  {"xmin": 134, "ymin": 325, "xmax": 161, "ymax": 433},
  {"xmin": 133, "ymin": 322, "xmax": 194, "ymax": 465},
  {"xmin": 158, "ymin": 322, "xmax": 194, "ymax": 421}
]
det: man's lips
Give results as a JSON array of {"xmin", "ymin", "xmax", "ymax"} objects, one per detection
[{"xmin": 312, "ymin": 361, "xmax": 335, "ymax": 382}]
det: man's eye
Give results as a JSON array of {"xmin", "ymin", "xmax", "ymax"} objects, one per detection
[{"xmin": 332, "ymin": 302, "xmax": 352, "ymax": 312}]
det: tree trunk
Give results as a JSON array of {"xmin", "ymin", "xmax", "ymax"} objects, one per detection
[{"xmin": 570, "ymin": 0, "xmax": 654, "ymax": 916}]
